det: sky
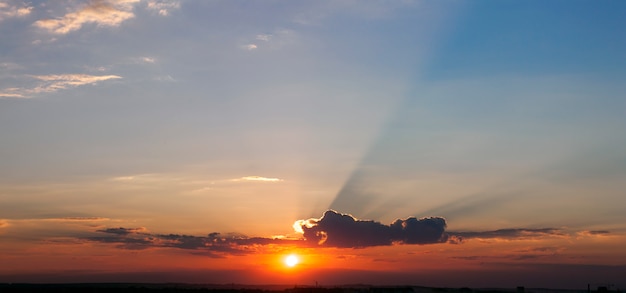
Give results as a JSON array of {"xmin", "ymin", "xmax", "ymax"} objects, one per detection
[{"xmin": 1, "ymin": 0, "xmax": 626, "ymax": 289}]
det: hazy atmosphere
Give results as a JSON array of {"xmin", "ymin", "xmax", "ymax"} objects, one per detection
[{"xmin": 1, "ymin": 0, "xmax": 625, "ymax": 289}]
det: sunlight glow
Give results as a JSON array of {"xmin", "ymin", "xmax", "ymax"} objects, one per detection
[{"xmin": 284, "ymin": 254, "xmax": 299, "ymax": 267}]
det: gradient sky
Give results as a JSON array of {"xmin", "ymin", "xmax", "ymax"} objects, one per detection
[{"xmin": 1, "ymin": 0, "xmax": 626, "ymax": 289}]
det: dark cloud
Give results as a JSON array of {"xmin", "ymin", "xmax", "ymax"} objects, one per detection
[
  {"xmin": 452, "ymin": 253, "xmax": 554, "ymax": 262},
  {"xmin": 586, "ymin": 230, "xmax": 610, "ymax": 235},
  {"xmin": 518, "ymin": 246, "xmax": 562, "ymax": 253},
  {"xmin": 97, "ymin": 227, "xmax": 146, "ymax": 235},
  {"xmin": 448, "ymin": 228, "xmax": 564, "ymax": 242},
  {"xmin": 85, "ymin": 210, "xmax": 590, "ymax": 255},
  {"xmin": 295, "ymin": 210, "xmax": 448, "ymax": 248},
  {"xmin": 86, "ymin": 229, "xmax": 302, "ymax": 257}
]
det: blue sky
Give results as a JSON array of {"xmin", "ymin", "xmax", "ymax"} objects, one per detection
[{"xmin": 1, "ymin": 0, "xmax": 626, "ymax": 287}]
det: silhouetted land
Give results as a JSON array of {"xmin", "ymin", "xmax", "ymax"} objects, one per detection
[{"xmin": 0, "ymin": 284, "xmax": 618, "ymax": 293}]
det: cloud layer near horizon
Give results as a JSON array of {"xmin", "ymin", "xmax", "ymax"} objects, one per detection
[
  {"xmin": 5, "ymin": 210, "xmax": 594, "ymax": 257},
  {"xmin": 87, "ymin": 227, "xmax": 301, "ymax": 257}
]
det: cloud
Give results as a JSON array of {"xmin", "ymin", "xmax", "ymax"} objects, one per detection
[
  {"xmin": 576, "ymin": 230, "xmax": 612, "ymax": 238},
  {"xmin": 0, "ymin": 62, "xmax": 23, "ymax": 70},
  {"xmin": 0, "ymin": 217, "xmax": 112, "ymax": 225},
  {"xmin": 145, "ymin": 0, "xmax": 180, "ymax": 16},
  {"xmin": 44, "ymin": 217, "xmax": 111, "ymax": 223},
  {"xmin": 41, "ymin": 210, "xmax": 615, "ymax": 258},
  {"xmin": 448, "ymin": 228, "xmax": 565, "ymax": 243},
  {"xmin": 31, "ymin": 74, "xmax": 122, "ymax": 91},
  {"xmin": 87, "ymin": 228, "xmax": 302, "ymax": 256},
  {"xmin": 231, "ymin": 176, "xmax": 283, "ymax": 182},
  {"xmin": 242, "ymin": 30, "xmax": 295, "ymax": 51},
  {"xmin": 98, "ymin": 227, "xmax": 148, "ymax": 235},
  {"xmin": 293, "ymin": 210, "xmax": 448, "ymax": 248},
  {"xmin": 0, "ymin": 1, "xmax": 33, "ymax": 22},
  {"xmin": 33, "ymin": 0, "xmax": 140, "ymax": 34},
  {"xmin": 0, "ymin": 219, "xmax": 8, "ymax": 235},
  {"xmin": 582, "ymin": 230, "xmax": 610, "ymax": 235},
  {"xmin": 127, "ymin": 56, "xmax": 157, "ymax": 64},
  {"xmin": 256, "ymin": 34, "xmax": 272, "ymax": 42},
  {"xmin": 0, "ymin": 91, "xmax": 26, "ymax": 98},
  {"xmin": 242, "ymin": 44, "xmax": 258, "ymax": 51},
  {"xmin": 1, "ymin": 74, "xmax": 122, "ymax": 98},
  {"xmin": 141, "ymin": 57, "xmax": 156, "ymax": 63}
]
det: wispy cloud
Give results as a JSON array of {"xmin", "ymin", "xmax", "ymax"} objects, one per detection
[
  {"xmin": 256, "ymin": 34, "xmax": 272, "ymax": 42},
  {"xmin": 1, "ymin": 74, "xmax": 122, "ymax": 98},
  {"xmin": 576, "ymin": 230, "xmax": 613, "ymax": 239},
  {"xmin": 241, "ymin": 29, "xmax": 295, "ymax": 51},
  {"xmin": 145, "ymin": 0, "xmax": 180, "ymax": 16},
  {"xmin": 127, "ymin": 56, "xmax": 158, "ymax": 65},
  {"xmin": 31, "ymin": 74, "xmax": 122, "ymax": 91},
  {"xmin": 111, "ymin": 175, "xmax": 140, "ymax": 181},
  {"xmin": 0, "ymin": 62, "xmax": 24, "ymax": 70},
  {"xmin": 51, "ymin": 217, "xmax": 110, "ymax": 222},
  {"xmin": 0, "ymin": 91, "xmax": 26, "ymax": 98},
  {"xmin": 231, "ymin": 176, "xmax": 283, "ymax": 182},
  {"xmin": 241, "ymin": 44, "xmax": 258, "ymax": 51},
  {"xmin": 0, "ymin": 217, "xmax": 119, "ymax": 238},
  {"xmin": 98, "ymin": 227, "xmax": 148, "ymax": 235},
  {"xmin": 33, "ymin": 0, "xmax": 140, "ymax": 34},
  {"xmin": 141, "ymin": 57, "xmax": 156, "ymax": 63},
  {"xmin": 0, "ymin": 1, "xmax": 33, "ymax": 22},
  {"xmin": 1, "ymin": 217, "xmax": 111, "ymax": 224}
]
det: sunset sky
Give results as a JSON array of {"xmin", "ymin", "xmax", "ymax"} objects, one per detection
[{"xmin": 1, "ymin": 0, "xmax": 626, "ymax": 289}]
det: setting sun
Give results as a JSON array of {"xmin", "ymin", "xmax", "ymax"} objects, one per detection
[{"xmin": 284, "ymin": 254, "xmax": 299, "ymax": 268}]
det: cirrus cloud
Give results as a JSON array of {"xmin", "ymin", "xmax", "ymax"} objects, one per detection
[
  {"xmin": 1, "ymin": 74, "xmax": 121, "ymax": 98},
  {"xmin": 33, "ymin": 0, "xmax": 140, "ymax": 34},
  {"xmin": 231, "ymin": 176, "xmax": 283, "ymax": 182},
  {"xmin": 31, "ymin": 74, "xmax": 122, "ymax": 91}
]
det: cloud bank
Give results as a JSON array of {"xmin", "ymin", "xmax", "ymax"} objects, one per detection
[
  {"xmin": 88, "ymin": 228, "xmax": 299, "ymax": 257},
  {"xmin": 294, "ymin": 210, "xmax": 448, "ymax": 247},
  {"xmin": 77, "ymin": 210, "xmax": 584, "ymax": 256}
]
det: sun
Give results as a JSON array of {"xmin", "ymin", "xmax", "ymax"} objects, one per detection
[{"xmin": 284, "ymin": 254, "xmax": 299, "ymax": 268}]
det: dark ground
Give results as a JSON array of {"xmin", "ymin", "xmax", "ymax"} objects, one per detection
[{"xmin": 0, "ymin": 284, "xmax": 611, "ymax": 293}]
